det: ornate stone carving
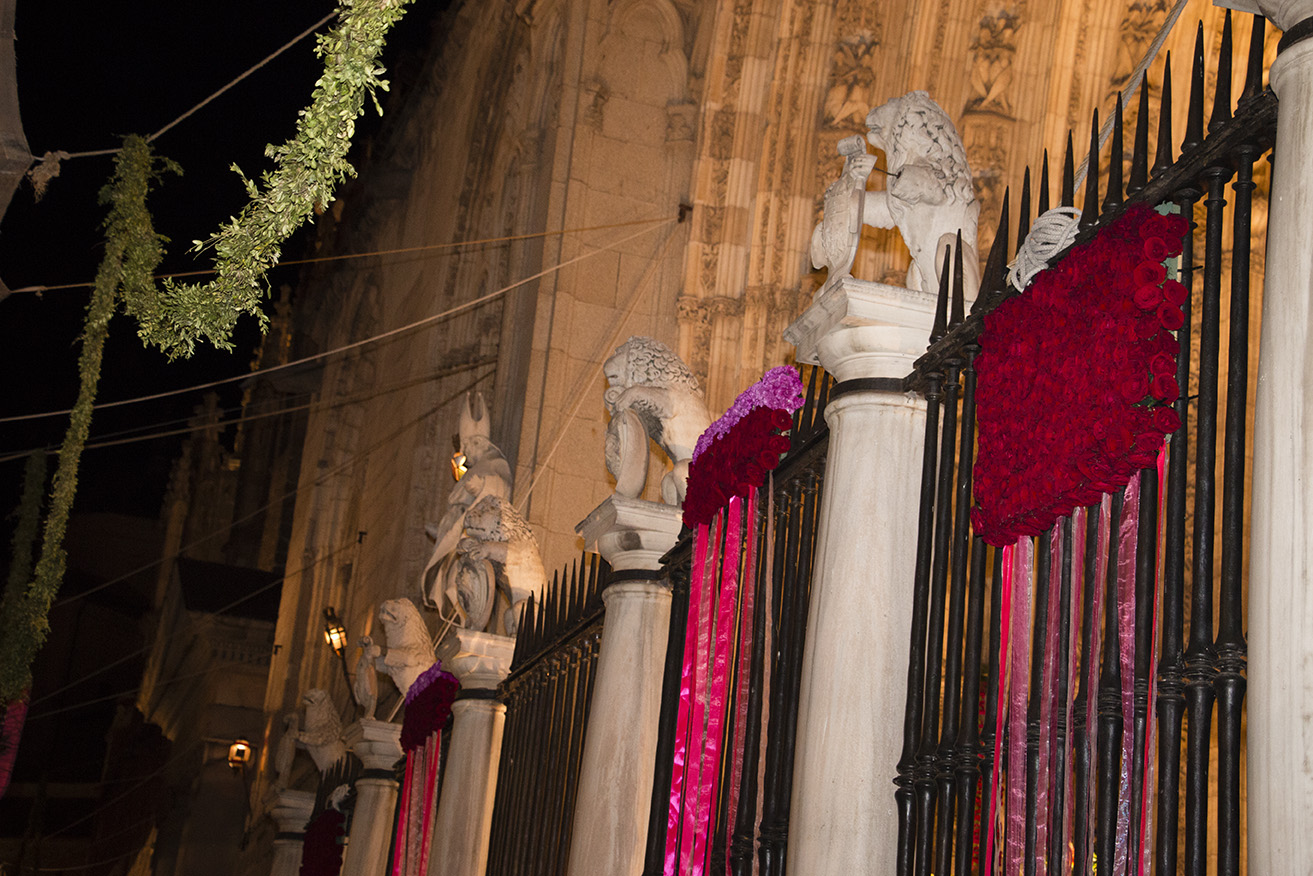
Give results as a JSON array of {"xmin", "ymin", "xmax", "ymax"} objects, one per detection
[
  {"xmin": 1112, "ymin": 1, "xmax": 1169, "ymax": 92},
  {"xmin": 375, "ymin": 598, "xmax": 434, "ymax": 698},
  {"xmin": 298, "ymin": 689, "xmax": 346, "ymax": 773},
  {"xmin": 602, "ymin": 337, "xmax": 712, "ymax": 506},
  {"xmin": 354, "ymin": 636, "xmax": 381, "ymax": 720},
  {"xmin": 811, "ymin": 135, "xmax": 873, "ymax": 290},
  {"xmin": 966, "ymin": 4, "xmax": 1023, "ymax": 117},
  {"xmin": 860, "ymin": 92, "xmax": 981, "ymax": 299},
  {"xmin": 441, "ymin": 495, "xmax": 545, "ymax": 636},
  {"xmin": 421, "ymin": 392, "xmax": 512, "ymax": 608},
  {"xmin": 824, "ymin": 33, "xmax": 882, "ymax": 132}
]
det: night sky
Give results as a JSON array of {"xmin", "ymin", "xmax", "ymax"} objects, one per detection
[{"xmin": 0, "ymin": 0, "xmax": 434, "ymax": 520}]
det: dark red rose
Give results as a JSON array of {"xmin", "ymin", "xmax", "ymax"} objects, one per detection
[
  {"xmin": 1158, "ymin": 303, "xmax": 1184, "ymax": 330},
  {"xmin": 1150, "ymin": 351, "xmax": 1176, "ymax": 377},
  {"xmin": 1150, "ymin": 374, "xmax": 1179, "ymax": 402},
  {"xmin": 1134, "ymin": 261, "xmax": 1167, "ymax": 286},
  {"xmin": 1161, "ymin": 279, "xmax": 1188, "ymax": 306},
  {"xmin": 1143, "ymin": 237, "xmax": 1172, "ymax": 262},
  {"xmin": 1151, "ymin": 406, "xmax": 1181, "ymax": 433},
  {"xmin": 1119, "ymin": 372, "xmax": 1150, "ymax": 403},
  {"xmin": 1133, "ymin": 283, "xmax": 1163, "ymax": 309}
]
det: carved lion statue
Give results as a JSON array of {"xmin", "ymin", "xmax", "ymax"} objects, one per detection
[
  {"xmin": 861, "ymin": 91, "xmax": 980, "ymax": 300},
  {"xmin": 458, "ymin": 496, "xmax": 545, "ymax": 636},
  {"xmin": 375, "ymin": 598, "xmax": 434, "ymax": 698},
  {"xmin": 602, "ymin": 337, "xmax": 711, "ymax": 506},
  {"xmin": 298, "ymin": 689, "xmax": 346, "ymax": 773}
]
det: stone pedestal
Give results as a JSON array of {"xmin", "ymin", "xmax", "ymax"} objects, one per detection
[
  {"xmin": 565, "ymin": 496, "xmax": 680, "ymax": 876},
  {"xmin": 428, "ymin": 629, "xmax": 514, "ymax": 876},
  {"xmin": 781, "ymin": 278, "xmax": 936, "ymax": 876},
  {"xmin": 1245, "ymin": 4, "xmax": 1313, "ymax": 873},
  {"xmin": 340, "ymin": 719, "xmax": 403, "ymax": 876},
  {"xmin": 268, "ymin": 789, "xmax": 316, "ymax": 876}
]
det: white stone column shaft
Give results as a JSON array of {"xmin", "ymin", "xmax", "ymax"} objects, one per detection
[
  {"xmin": 269, "ymin": 789, "xmax": 316, "ymax": 876},
  {"xmin": 565, "ymin": 579, "xmax": 672, "ymax": 876},
  {"xmin": 567, "ymin": 495, "xmax": 682, "ymax": 876},
  {"xmin": 783, "ymin": 277, "xmax": 935, "ymax": 876},
  {"xmin": 429, "ymin": 697, "xmax": 506, "ymax": 876},
  {"xmin": 1247, "ymin": 9, "xmax": 1313, "ymax": 873},
  {"xmin": 340, "ymin": 720, "xmax": 403, "ymax": 876},
  {"xmin": 429, "ymin": 629, "xmax": 514, "ymax": 876}
]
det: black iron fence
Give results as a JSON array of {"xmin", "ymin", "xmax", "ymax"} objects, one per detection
[
  {"xmin": 485, "ymin": 553, "xmax": 609, "ymax": 876},
  {"xmin": 899, "ymin": 13, "xmax": 1269, "ymax": 876},
  {"xmin": 643, "ymin": 366, "xmax": 832, "ymax": 876}
]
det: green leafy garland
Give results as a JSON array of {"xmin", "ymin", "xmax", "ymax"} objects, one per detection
[
  {"xmin": 148, "ymin": 0, "xmax": 416, "ymax": 359},
  {"xmin": 0, "ymin": 137, "xmax": 171, "ymax": 704}
]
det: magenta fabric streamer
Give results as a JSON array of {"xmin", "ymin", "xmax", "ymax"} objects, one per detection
[
  {"xmin": 392, "ymin": 749, "xmax": 413, "ymax": 876},
  {"xmin": 724, "ymin": 487, "xmax": 758, "ymax": 876},
  {"xmin": 1004, "ymin": 537, "xmax": 1033, "ymax": 876},
  {"xmin": 754, "ymin": 477, "xmax": 775, "ymax": 845},
  {"xmin": 1136, "ymin": 448, "xmax": 1168, "ymax": 875},
  {"xmin": 0, "ymin": 692, "xmax": 27, "ymax": 800},
  {"xmin": 691, "ymin": 497, "xmax": 743, "ymax": 876},
  {"xmin": 1034, "ymin": 525, "xmax": 1064, "ymax": 876},
  {"xmin": 984, "ymin": 542, "xmax": 1015, "ymax": 874},
  {"xmin": 666, "ymin": 521, "xmax": 711, "ymax": 874},
  {"xmin": 1114, "ymin": 475, "xmax": 1143, "ymax": 876}
]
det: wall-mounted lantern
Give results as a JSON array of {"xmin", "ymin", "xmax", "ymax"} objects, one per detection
[{"xmin": 227, "ymin": 738, "xmax": 253, "ymax": 773}]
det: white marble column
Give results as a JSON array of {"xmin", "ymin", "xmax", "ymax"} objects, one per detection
[
  {"xmin": 340, "ymin": 719, "xmax": 404, "ymax": 876},
  {"xmin": 565, "ymin": 495, "xmax": 681, "ymax": 876},
  {"xmin": 428, "ymin": 629, "xmax": 514, "ymax": 876},
  {"xmin": 1242, "ymin": 2, "xmax": 1313, "ymax": 872},
  {"xmin": 781, "ymin": 277, "xmax": 936, "ymax": 876},
  {"xmin": 268, "ymin": 789, "xmax": 316, "ymax": 876}
]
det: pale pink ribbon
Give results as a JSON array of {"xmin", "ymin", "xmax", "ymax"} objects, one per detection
[
  {"xmin": 1061, "ymin": 507, "xmax": 1088, "ymax": 869},
  {"xmin": 1114, "ymin": 475, "xmax": 1143, "ymax": 876},
  {"xmin": 984, "ymin": 541, "xmax": 1016, "ymax": 874},
  {"xmin": 1004, "ymin": 536, "xmax": 1033, "ymax": 876},
  {"xmin": 1136, "ymin": 447, "xmax": 1168, "ymax": 875},
  {"xmin": 1081, "ymin": 496, "xmax": 1112, "ymax": 870},
  {"xmin": 1034, "ymin": 525, "xmax": 1064, "ymax": 876}
]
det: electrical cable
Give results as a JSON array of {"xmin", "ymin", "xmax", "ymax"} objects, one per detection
[
  {"xmin": 0, "ymin": 217, "xmax": 675, "ymax": 425},
  {"xmin": 6, "ymin": 216, "xmax": 674, "ymax": 296},
  {"xmin": 0, "ymin": 356, "xmax": 493, "ymax": 465}
]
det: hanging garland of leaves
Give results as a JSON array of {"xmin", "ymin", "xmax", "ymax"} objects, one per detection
[
  {"xmin": 0, "ymin": 137, "xmax": 172, "ymax": 705},
  {"xmin": 146, "ymin": 0, "xmax": 416, "ymax": 359}
]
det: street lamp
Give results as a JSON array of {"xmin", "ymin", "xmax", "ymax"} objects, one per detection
[
  {"xmin": 227, "ymin": 738, "xmax": 253, "ymax": 774},
  {"xmin": 322, "ymin": 606, "xmax": 359, "ymax": 708}
]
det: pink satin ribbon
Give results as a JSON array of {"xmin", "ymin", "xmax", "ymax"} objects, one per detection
[
  {"xmin": 1034, "ymin": 525, "xmax": 1063, "ymax": 876},
  {"xmin": 1136, "ymin": 448, "xmax": 1168, "ymax": 875},
  {"xmin": 1081, "ymin": 496, "xmax": 1111, "ymax": 869},
  {"xmin": 1061, "ymin": 507, "xmax": 1087, "ymax": 868},
  {"xmin": 984, "ymin": 541, "xmax": 1016, "ymax": 874}
]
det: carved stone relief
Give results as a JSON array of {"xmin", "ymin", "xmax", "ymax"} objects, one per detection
[
  {"xmin": 966, "ymin": 3, "xmax": 1024, "ymax": 117},
  {"xmin": 1112, "ymin": 0, "xmax": 1170, "ymax": 94}
]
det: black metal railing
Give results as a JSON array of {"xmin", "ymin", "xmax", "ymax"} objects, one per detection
[
  {"xmin": 642, "ymin": 365, "xmax": 832, "ymax": 876},
  {"xmin": 485, "ymin": 553, "xmax": 609, "ymax": 876},
  {"xmin": 898, "ymin": 12, "xmax": 1269, "ymax": 876}
]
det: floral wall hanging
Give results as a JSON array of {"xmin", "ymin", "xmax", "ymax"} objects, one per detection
[{"xmin": 971, "ymin": 203, "xmax": 1188, "ymax": 545}]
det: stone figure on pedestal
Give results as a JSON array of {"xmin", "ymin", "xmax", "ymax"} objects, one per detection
[
  {"xmin": 375, "ymin": 598, "xmax": 434, "ymax": 698},
  {"xmin": 274, "ymin": 712, "xmax": 299, "ymax": 790},
  {"xmin": 602, "ymin": 336, "xmax": 712, "ymax": 506},
  {"xmin": 354, "ymin": 636, "xmax": 382, "ymax": 719},
  {"xmin": 297, "ymin": 689, "xmax": 346, "ymax": 772},
  {"xmin": 811, "ymin": 91, "xmax": 980, "ymax": 300},
  {"xmin": 421, "ymin": 392, "xmax": 512, "ymax": 608}
]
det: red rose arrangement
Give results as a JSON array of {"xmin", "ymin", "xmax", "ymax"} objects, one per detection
[
  {"xmin": 971, "ymin": 203, "xmax": 1189, "ymax": 546},
  {"xmin": 682, "ymin": 367, "xmax": 803, "ymax": 528}
]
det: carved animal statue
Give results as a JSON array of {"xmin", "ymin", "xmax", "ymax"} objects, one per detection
[
  {"xmin": 354, "ymin": 636, "xmax": 382, "ymax": 720},
  {"xmin": 861, "ymin": 91, "xmax": 980, "ymax": 300},
  {"xmin": 811, "ymin": 135, "xmax": 876, "ymax": 290},
  {"xmin": 602, "ymin": 337, "xmax": 712, "ymax": 506},
  {"xmin": 298, "ymin": 689, "xmax": 346, "ymax": 773},
  {"xmin": 375, "ymin": 598, "xmax": 434, "ymax": 698},
  {"xmin": 458, "ymin": 496, "xmax": 545, "ymax": 635},
  {"xmin": 421, "ymin": 392, "xmax": 513, "ymax": 609},
  {"xmin": 274, "ymin": 712, "xmax": 298, "ymax": 789}
]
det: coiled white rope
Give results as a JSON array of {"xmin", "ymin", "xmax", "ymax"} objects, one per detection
[{"xmin": 1007, "ymin": 206, "xmax": 1082, "ymax": 291}]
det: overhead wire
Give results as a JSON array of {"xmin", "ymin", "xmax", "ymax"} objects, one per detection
[
  {"xmin": 0, "ymin": 356, "xmax": 495, "ymax": 465},
  {"xmin": 0, "ymin": 216, "xmax": 676, "ymax": 425}
]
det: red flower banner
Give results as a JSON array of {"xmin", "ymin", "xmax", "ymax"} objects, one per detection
[{"xmin": 972, "ymin": 203, "xmax": 1188, "ymax": 545}]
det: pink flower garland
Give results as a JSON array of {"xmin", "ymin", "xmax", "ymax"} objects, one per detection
[
  {"xmin": 682, "ymin": 367, "xmax": 803, "ymax": 528},
  {"xmin": 972, "ymin": 203, "xmax": 1188, "ymax": 545}
]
